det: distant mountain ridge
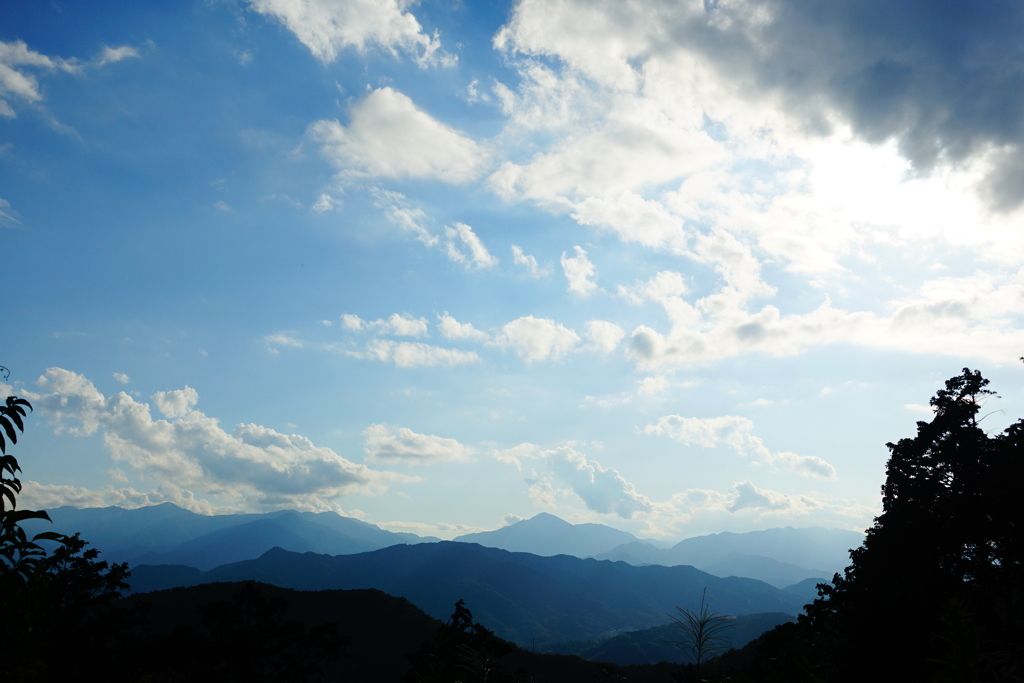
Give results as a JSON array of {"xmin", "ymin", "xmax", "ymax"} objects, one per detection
[
  {"xmin": 129, "ymin": 541, "xmax": 808, "ymax": 645},
  {"xmin": 23, "ymin": 503, "xmax": 438, "ymax": 569},
  {"xmin": 594, "ymin": 526, "xmax": 862, "ymax": 587},
  {"xmin": 453, "ymin": 512, "xmax": 642, "ymax": 557}
]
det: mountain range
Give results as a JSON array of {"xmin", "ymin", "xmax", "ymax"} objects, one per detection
[
  {"xmin": 25, "ymin": 503, "xmax": 436, "ymax": 570},
  {"xmin": 27, "ymin": 504, "xmax": 861, "ymax": 587},
  {"xmin": 128, "ymin": 541, "xmax": 810, "ymax": 644},
  {"xmin": 593, "ymin": 527, "xmax": 863, "ymax": 587}
]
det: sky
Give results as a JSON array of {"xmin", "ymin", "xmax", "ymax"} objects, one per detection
[{"xmin": 3, "ymin": 0, "xmax": 1024, "ymax": 541}]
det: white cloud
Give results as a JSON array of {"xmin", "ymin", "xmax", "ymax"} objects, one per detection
[
  {"xmin": 444, "ymin": 222, "xmax": 498, "ymax": 269},
  {"xmin": 18, "ymin": 480, "xmax": 223, "ymax": 515},
  {"xmin": 544, "ymin": 446, "xmax": 653, "ymax": 519},
  {"xmin": 341, "ymin": 313, "xmax": 364, "ymax": 330},
  {"xmin": 248, "ymin": 0, "xmax": 453, "ymax": 67},
  {"xmin": 312, "ymin": 192, "xmax": 341, "ymax": 212},
  {"xmin": 152, "ymin": 386, "xmax": 199, "ymax": 419},
  {"xmin": 24, "ymin": 368, "xmax": 405, "ymax": 510},
  {"xmin": 489, "ymin": 316, "xmax": 581, "ymax": 362},
  {"xmin": 904, "ymin": 403, "xmax": 934, "ymax": 415},
  {"xmin": 363, "ymin": 423, "xmax": 475, "ymax": 465},
  {"xmin": 511, "ymin": 245, "xmax": 549, "ymax": 277},
  {"xmin": 437, "ymin": 312, "xmax": 489, "ymax": 342},
  {"xmin": 502, "ymin": 513, "xmax": 525, "ymax": 526},
  {"xmin": 491, "ymin": 442, "xmax": 542, "ymax": 470},
  {"xmin": 636, "ymin": 376, "xmax": 669, "ymax": 396},
  {"xmin": 357, "ymin": 339, "xmax": 480, "ymax": 368},
  {"xmin": 265, "ymin": 332, "xmax": 304, "ymax": 353},
  {"xmin": 0, "ymin": 40, "xmax": 137, "ymax": 117},
  {"xmin": 643, "ymin": 414, "xmax": 837, "ymax": 480},
  {"xmin": 309, "ymin": 88, "xmax": 484, "ymax": 183},
  {"xmin": 585, "ymin": 320, "xmax": 625, "ymax": 353},
  {"xmin": 340, "ymin": 313, "xmax": 429, "ymax": 337},
  {"xmin": 560, "ymin": 245, "xmax": 598, "ymax": 296},
  {"xmin": 377, "ymin": 313, "xmax": 429, "ymax": 337},
  {"xmin": 112, "ymin": 373, "xmax": 130, "ymax": 385},
  {"xmin": 93, "ymin": 45, "xmax": 139, "ymax": 67}
]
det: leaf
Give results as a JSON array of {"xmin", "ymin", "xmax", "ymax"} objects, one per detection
[
  {"xmin": 6, "ymin": 509, "xmax": 52, "ymax": 524},
  {"xmin": 0, "ymin": 416, "xmax": 16, "ymax": 446},
  {"xmin": 7, "ymin": 397, "xmax": 32, "ymax": 411}
]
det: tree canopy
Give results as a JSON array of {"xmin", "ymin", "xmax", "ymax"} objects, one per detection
[{"xmin": 746, "ymin": 368, "xmax": 1024, "ymax": 682}]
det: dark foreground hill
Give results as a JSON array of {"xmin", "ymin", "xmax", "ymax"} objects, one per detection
[
  {"xmin": 545, "ymin": 612, "xmax": 794, "ymax": 666},
  {"xmin": 122, "ymin": 581, "xmax": 705, "ymax": 683},
  {"xmin": 130, "ymin": 541, "xmax": 807, "ymax": 644}
]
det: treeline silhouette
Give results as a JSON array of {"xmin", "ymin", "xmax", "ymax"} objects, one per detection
[{"xmin": 2, "ymin": 368, "xmax": 1021, "ymax": 681}]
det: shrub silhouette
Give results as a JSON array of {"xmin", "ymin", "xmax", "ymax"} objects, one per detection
[{"xmin": 667, "ymin": 587, "xmax": 734, "ymax": 680}]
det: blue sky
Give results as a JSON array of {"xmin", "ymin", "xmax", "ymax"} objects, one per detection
[{"xmin": 4, "ymin": 0, "xmax": 1024, "ymax": 540}]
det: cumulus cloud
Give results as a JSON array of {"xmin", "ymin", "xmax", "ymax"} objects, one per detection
[
  {"xmin": 356, "ymin": 339, "xmax": 480, "ymax": 367},
  {"xmin": 560, "ymin": 245, "xmax": 598, "ymax": 296},
  {"xmin": 491, "ymin": 442, "xmax": 542, "ymax": 470},
  {"xmin": 340, "ymin": 313, "xmax": 429, "ymax": 337},
  {"xmin": 544, "ymin": 446, "xmax": 653, "ymax": 519},
  {"xmin": 643, "ymin": 414, "xmax": 837, "ymax": 480},
  {"xmin": 112, "ymin": 372, "xmax": 130, "ymax": 385},
  {"xmin": 670, "ymin": 480, "xmax": 869, "ymax": 519},
  {"xmin": 444, "ymin": 222, "xmax": 498, "ymax": 269},
  {"xmin": 489, "ymin": 316, "xmax": 581, "ymax": 362},
  {"xmin": 511, "ymin": 245, "xmax": 549, "ymax": 277},
  {"xmin": 481, "ymin": 0, "xmax": 1024, "ymax": 374},
  {"xmin": 624, "ymin": 273, "xmax": 1024, "ymax": 369},
  {"xmin": 502, "ymin": 512, "xmax": 525, "ymax": 526},
  {"xmin": 248, "ymin": 0, "xmax": 453, "ymax": 67},
  {"xmin": 23, "ymin": 368, "xmax": 406, "ymax": 511},
  {"xmin": 265, "ymin": 332, "xmax": 304, "ymax": 354},
  {"xmin": 585, "ymin": 320, "xmax": 625, "ymax": 353},
  {"xmin": 636, "ymin": 376, "xmax": 669, "ymax": 396},
  {"xmin": 18, "ymin": 480, "xmax": 222, "ymax": 515},
  {"xmin": 437, "ymin": 312, "xmax": 489, "ymax": 342},
  {"xmin": 497, "ymin": 0, "xmax": 1024, "ymax": 208},
  {"xmin": 93, "ymin": 45, "xmax": 139, "ymax": 67},
  {"xmin": 363, "ymin": 423, "xmax": 475, "ymax": 465},
  {"xmin": 312, "ymin": 192, "xmax": 341, "ymax": 212},
  {"xmin": 309, "ymin": 88, "xmax": 484, "ymax": 183}
]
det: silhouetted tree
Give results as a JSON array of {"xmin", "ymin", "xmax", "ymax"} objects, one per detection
[
  {"xmin": 0, "ymin": 393, "xmax": 66, "ymax": 580},
  {"xmin": 405, "ymin": 600, "xmax": 530, "ymax": 683},
  {"xmin": 0, "ymin": 380, "xmax": 137, "ymax": 680},
  {"xmin": 791, "ymin": 368, "xmax": 1024, "ymax": 682}
]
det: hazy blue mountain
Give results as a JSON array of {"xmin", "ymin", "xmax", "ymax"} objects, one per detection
[
  {"xmin": 22, "ymin": 503, "xmax": 436, "ymax": 567},
  {"xmin": 452, "ymin": 512, "xmax": 641, "ymax": 557},
  {"xmin": 782, "ymin": 577, "xmax": 831, "ymax": 606},
  {"xmin": 595, "ymin": 526, "xmax": 862, "ymax": 583},
  {"xmin": 697, "ymin": 553, "xmax": 832, "ymax": 589},
  {"xmin": 547, "ymin": 612, "xmax": 795, "ymax": 666},
  {"xmin": 133, "ymin": 512, "xmax": 388, "ymax": 570},
  {"xmin": 595, "ymin": 541, "xmax": 666, "ymax": 565},
  {"xmin": 129, "ymin": 541, "xmax": 808, "ymax": 644}
]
